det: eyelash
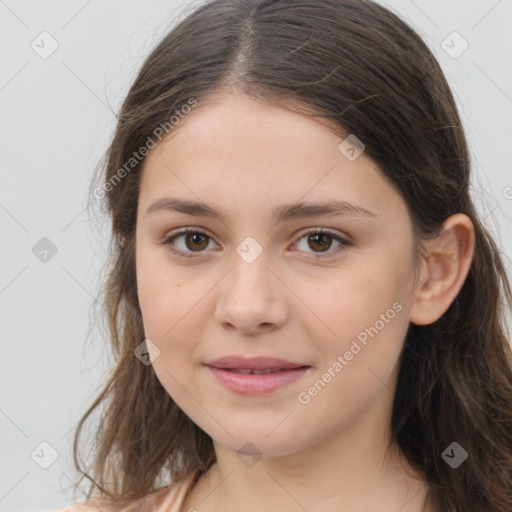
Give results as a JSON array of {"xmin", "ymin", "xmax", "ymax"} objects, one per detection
[{"xmin": 161, "ymin": 227, "xmax": 352, "ymax": 260}]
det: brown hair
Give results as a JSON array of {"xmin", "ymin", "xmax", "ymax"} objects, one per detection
[{"xmin": 71, "ymin": 1, "xmax": 512, "ymax": 510}]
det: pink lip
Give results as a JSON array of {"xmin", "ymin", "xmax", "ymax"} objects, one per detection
[
  {"xmin": 204, "ymin": 356, "xmax": 311, "ymax": 394},
  {"xmin": 206, "ymin": 356, "xmax": 306, "ymax": 370}
]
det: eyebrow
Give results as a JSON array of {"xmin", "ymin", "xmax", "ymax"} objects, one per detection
[{"xmin": 145, "ymin": 197, "xmax": 377, "ymax": 223}]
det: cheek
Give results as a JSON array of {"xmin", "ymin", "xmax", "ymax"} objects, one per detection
[
  {"xmin": 296, "ymin": 264, "xmax": 410, "ymax": 407},
  {"xmin": 138, "ymin": 280, "xmax": 204, "ymax": 349},
  {"xmin": 136, "ymin": 249, "xmax": 202, "ymax": 339},
  {"xmin": 294, "ymin": 280, "xmax": 408, "ymax": 436},
  {"xmin": 302, "ymin": 266, "xmax": 404, "ymax": 345}
]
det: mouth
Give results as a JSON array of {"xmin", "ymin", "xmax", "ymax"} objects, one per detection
[
  {"xmin": 204, "ymin": 356, "xmax": 311, "ymax": 394},
  {"xmin": 220, "ymin": 368, "xmax": 303, "ymax": 375},
  {"xmin": 205, "ymin": 355, "xmax": 308, "ymax": 371}
]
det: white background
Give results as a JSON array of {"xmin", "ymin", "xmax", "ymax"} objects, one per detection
[{"xmin": 1, "ymin": 0, "xmax": 511, "ymax": 510}]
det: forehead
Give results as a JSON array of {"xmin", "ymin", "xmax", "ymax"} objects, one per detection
[{"xmin": 138, "ymin": 95, "xmax": 405, "ymax": 225}]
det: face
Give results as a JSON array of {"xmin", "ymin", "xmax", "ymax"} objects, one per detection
[{"xmin": 135, "ymin": 94, "xmax": 418, "ymax": 457}]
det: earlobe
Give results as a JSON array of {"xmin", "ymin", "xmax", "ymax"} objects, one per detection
[{"xmin": 409, "ymin": 214, "xmax": 475, "ymax": 326}]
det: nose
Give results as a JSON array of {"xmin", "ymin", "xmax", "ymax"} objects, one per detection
[{"xmin": 213, "ymin": 251, "xmax": 289, "ymax": 335}]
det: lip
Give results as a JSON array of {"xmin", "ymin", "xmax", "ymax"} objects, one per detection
[
  {"xmin": 205, "ymin": 356, "xmax": 306, "ymax": 370},
  {"xmin": 204, "ymin": 356, "xmax": 311, "ymax": 394}
]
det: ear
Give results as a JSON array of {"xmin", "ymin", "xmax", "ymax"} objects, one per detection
[{"xmin": 409, "ymin": 213, "xmax": 475, "ymax": 326}]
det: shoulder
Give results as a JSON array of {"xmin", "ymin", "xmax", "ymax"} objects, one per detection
[
  {"xmin": 47, "ymin": 471, "xmax": 201, "ymax": 512},
  {"xmin": 45, "ymin": 504, "xmax": 100, "ymax": 512},
  {"xmin": 151, "ymin": 470, "xmax": 202, "ymax": 511}
]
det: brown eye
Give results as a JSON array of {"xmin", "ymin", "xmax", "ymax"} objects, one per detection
[
  {"xmin": 307, "ymin": 233, "xmax": 334, "ymax": 252},
  {"xmin": 293, "ymin": 229, "xmax": 351, "ymax": 259},
  {"xmin": 183, "ymin": 232, "xmax": 209, "ymax": 251},
  {"xmin": 163, "ymin": 228, "xmax": 351, "ymax": 260},
  {"xmin": 163, "ymin": 228, "xmax": 216, "ymax": 258}
]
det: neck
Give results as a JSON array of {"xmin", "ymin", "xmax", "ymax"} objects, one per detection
[{"xmin": 182, "ymin": 387, "xmax": 432, "ymax": 512}]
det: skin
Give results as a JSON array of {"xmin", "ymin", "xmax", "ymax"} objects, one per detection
[{"xmin": 135, "ymin": 94, "xmax": 475, "ymax": 512}]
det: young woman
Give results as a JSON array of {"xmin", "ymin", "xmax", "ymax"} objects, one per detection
[{"xmin": 51, "ymin": 0, "xmax": 512, "ymax": 511}]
